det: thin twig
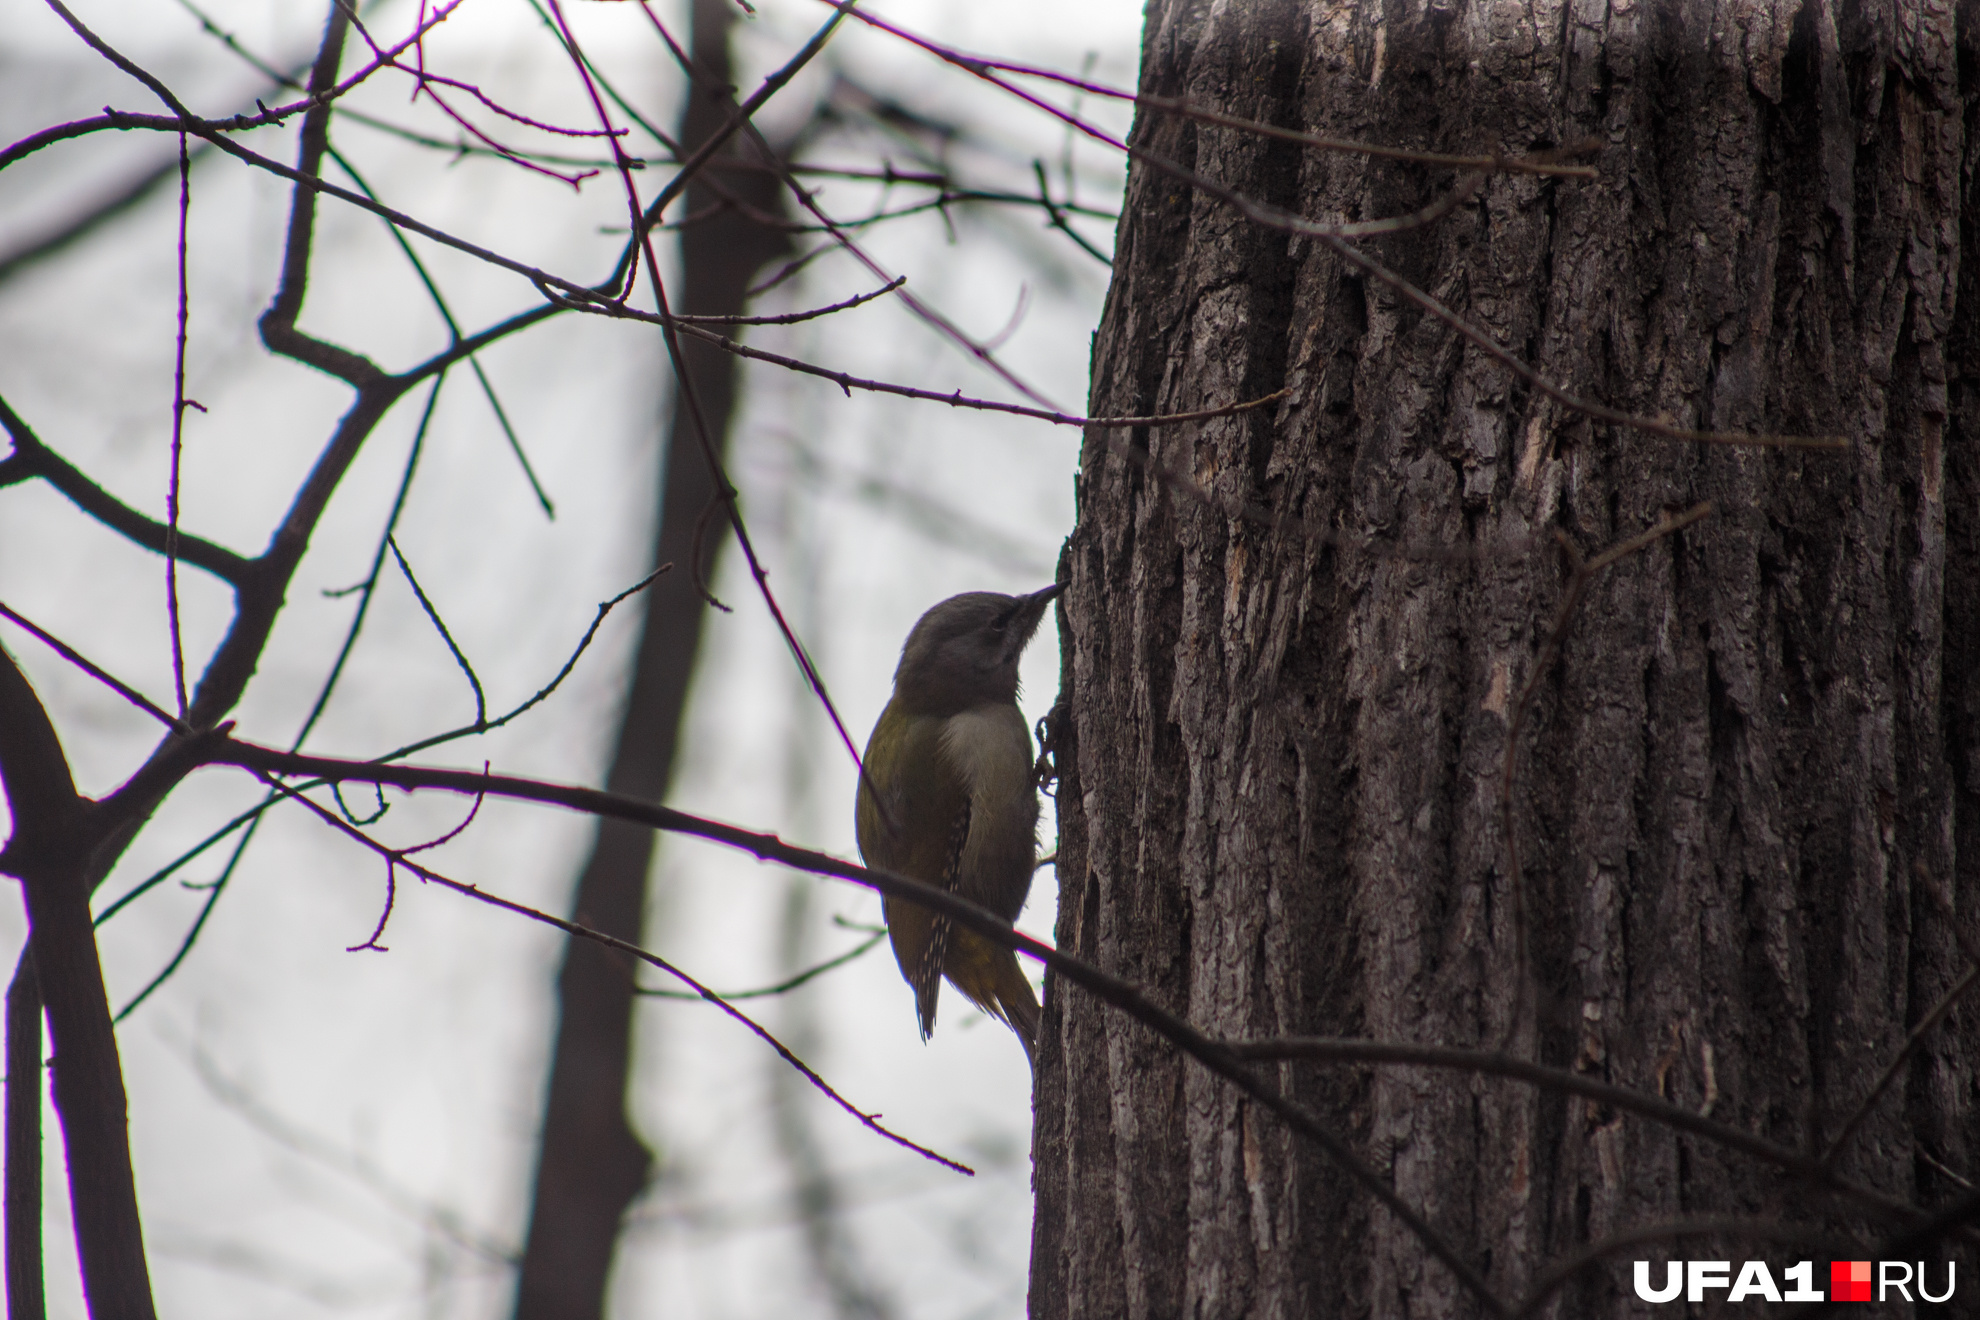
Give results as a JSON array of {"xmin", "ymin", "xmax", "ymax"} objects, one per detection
[
  {"xmin": 552, "ymin": 0, "xmax": 902, "ymax": 831},
  {"xmin": 386, "ymin": 537, "xmax": 486, "ymax": 726},
  {"xmin": 1915, "ymin": 1145, "xmax": 1974, "ymax": 1191},
  {"xmin": 105, "ymin": 372, "xmax": 451, "ymax": 1017},
  {"xmin": 1031, "ymin": 159, "xmax": 1112, "ymax": 265},
  {"xmin": 103, "ymin": 557, "xmax": 662, "ymax": 1006},
  {"xmin": 291, "ymin": 377, "xmax": 448, "ymax": 750},
  {"xmin": 344, "ymin": 781, "xmax": 487, "ymax": 952},
  {"xmin": 40, "ymin": 0, "xmax": 467, "ymax": 150},
  {"xmin": 1226, "ymin": 1035, "xmax": 1926, "ymax": 1215},
  {"xmin": 167, "ymin": 128, "xmax": 194, "ymax": 719},
  {"xmin": 669, "ymin": 276, "xmax": 904, "ymax": 326},
  {"xmin": 0, "ymin": 601, "xmax": 184, "ymax": 733},
  {"xmin": 646, "ymin": 8, "xmax": 1065, "ymax": 412},
  {"xmin": 97, "ymin": 558, "xmax": 663, "ymax": 999},
  {"xmin": 0, "ymin": 394, "xmax": 250, "ymax": 582},
  {"xmin": 92, "ymin": 800, "xmax": 271, "ymax": 929},
  {"xmin": 594, "ymin": 0, "xmax": 859, "ymax": 296},
  {"xmin": 385, "ymin": 566, "xmax": 669, "ymax": 760},
  {"xmin": 346, "ymin": 856, "xmax": 399, "ymax": 952},
  {"xmin": 826, "ymin": 6, "xmax": 1596, "ymax": 180},
  {"xmin": 838, "ymin": 2, "xmax": 1848, "ymax": 452},
  {"xmin": 264, "ymin": 775, "xmax": 975, "ymax": 1177},
  {"xmin": 637, "ymin": 929, "xmax": 887, "ymax": 1001},
  {"xmin": 555, "ymin": 303, "xmax": 1290, "ymax": 428},
  {"xmin": 1821, "ymin": 959, "xmax": 1980, "ymax": 1169},
  {"xmin": 325, "ymin": 148, "xmax": 554, "ymax": 516},
  {"xmin": 205, "ymin": 738, "xmax": 1508, "ymax": 1315}
]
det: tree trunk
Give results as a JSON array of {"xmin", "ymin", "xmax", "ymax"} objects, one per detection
[
  {"xmin": 510, "ymin": 2, "xmax": 788, "ymax": 1315},
  {"xmin": 1035, "ymin": 3, "xmax": 1978, "ymax": 1316}
]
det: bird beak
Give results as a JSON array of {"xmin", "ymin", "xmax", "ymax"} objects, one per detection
[{"xmin": 1004, "ymin": 583, "xmax": 1063, "ymax": 660}]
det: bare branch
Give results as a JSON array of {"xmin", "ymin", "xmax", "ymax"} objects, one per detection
[
  {"xmin": 5, "ymin": 951, "xmax": 45, "ymax": 1320},
  {"xmin": 552, "ymin": 306, "xmax": 1290, "ymax": 428},
  {"xmin": 0, "ymin": 144, "xmax": 205, "ymax": 284},
  {"xmin": 0, "ymin": 646, "xmax": 156, "ymax": 1319},
  {"xmin": 325, "ymin": 148, "xmax": 556, "ymax": 516},
  {"xmin": 1821, "ymin": 958, "xmax": 1980, "ymax": 1169},
  {"xmin": 91, "ymin": 801, "xmax": 269, "ymax": 931},
  {"xmin": 1031, "ymin": 159, "xmax": 1112, "ymax": 264},
  {"xmin": 636, "ymin": 928, "xmax": 887, "ymax": 1001},
  {"xmin": 42, "ymin": 0, "xmax": 467, "ymax": 148},
  {"xmin": 647, "ymin": 11, "xmax": 1067, "ymax": 412},
  {"xmin": 386, "ymin": 538, "xmax": 485, "ymax": 727},
  {"xmin": 184, "ymin": 385, "xmax": 405, "ymax": 728},
  {"xmin": 0, "ymin": 395, "xmax": 252, "ymax": 583},
  {"xmin": 0, "ymin": 647, "xmax": 86, "ymax": 862},
  {"xmin": 669, "ymin": 276, "xmax": 904, "ymax": 325},
  {"xmin": 167, "ymin": 129, "xmax": 194, "ymax": 718},
  {"xmin": 0, "ymin": 602, "xmax": 184, "ymax": 733},
  {"xmin": 550, "ymin": 1, "xmax": 899, "ymax": 840},
  {"xmin": 377, "ymin": 565, "xmax": 669, "ymax": 760},
  {"xmin": 1225, "ymin": 1035, "xmax": 1934, "ymax": 1223},
  {"xmin": 256, "ymin": 3, "xmax": 383, "ymax": 386},
  {"xmin": 608, "ymin": 0, "xmax": 859, "ymax": 287},
  {"xmin": 264, "ymin": 774, "xmax": 975, "ymax": 1177},
  {"xmin": 828, "ymin": 6, "xmax": 1597, "ymax": 180},
  {"xmin": 203, "ymin": 737, "xmax": 1505, "ymax": 1315},
  {"xmin": 102, "ymin": 555, "xmax": 663, "ymax": 1007},
  {"xmin": 837, "ymin": 3, "xmax": 1848, "ymax": 451}
]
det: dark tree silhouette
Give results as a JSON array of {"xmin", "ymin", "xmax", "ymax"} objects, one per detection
[{"xmin": 510, "ymin": 2, "xmax": 791, "ymax": 1317}]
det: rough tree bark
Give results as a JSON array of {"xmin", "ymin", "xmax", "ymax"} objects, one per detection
[
  {"xmin": 1036, "ymin": 2, "xmax": 1978, "ymax": 1316},
  {"xmin": 509, "ymin": 2, "xmax": 788, "ymax": 1315}
]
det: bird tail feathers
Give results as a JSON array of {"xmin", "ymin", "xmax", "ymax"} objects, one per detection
[{"xmin": 980, "ymin": 951, "xmax": 1039, "ymax": 1070}]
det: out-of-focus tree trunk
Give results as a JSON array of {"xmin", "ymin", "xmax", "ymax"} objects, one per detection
[
  {"xmin": 1035, "ymin": 3, "xmax": 1978, "ymax": 1316},
  {"xmin": 769, "ymin": 879, "xmax": 898, "ymax": 1320},
  {"xmin": 511, "ymin": 2, "xmax": 788, "ymax": 1315}
]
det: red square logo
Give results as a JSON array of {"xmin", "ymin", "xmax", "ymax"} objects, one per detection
[{"xmin": 1830, "ymin": 1260, "xmax": 1873, "ymax": 1302}]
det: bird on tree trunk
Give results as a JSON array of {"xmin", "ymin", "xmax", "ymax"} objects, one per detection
[{"xmin": 856, "ymin": 585, "xmax": 1061, "ymax": 1066}]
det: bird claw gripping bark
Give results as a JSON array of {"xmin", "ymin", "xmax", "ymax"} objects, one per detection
[{"xmin": 1033, "ymin": 699, "xmax": 1066, "ymax": 797}]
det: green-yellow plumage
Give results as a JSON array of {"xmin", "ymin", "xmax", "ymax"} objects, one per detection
[{"xmin": 856, "ymin": 586, "xmax": 1059, "ymax": 1065}]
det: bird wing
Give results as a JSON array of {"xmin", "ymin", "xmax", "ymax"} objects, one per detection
[
  {"xmin": 858, "ymin": 703, "xmax": 971, "ymax": 1037},
  {"xmin": 933, "ymin": 704, "xmax": 1042, "ymax": 1057},
  {"xmin": 937, "ymin": 704, "xmax": 1037, "ymax": 921}
]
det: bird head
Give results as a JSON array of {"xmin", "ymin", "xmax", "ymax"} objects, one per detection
[{"xmin": 891, "ymin": 584, "xmax": 1062, "ymax": 714}]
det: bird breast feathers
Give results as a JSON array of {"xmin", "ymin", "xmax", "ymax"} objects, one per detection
[
  {"xmin": 937, "ymin": 706, "xmax": 1037, "ymax": 898},
  {"xmin": 937, "ymin": 706, "xmax": 1032, "ymax": 816}
]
